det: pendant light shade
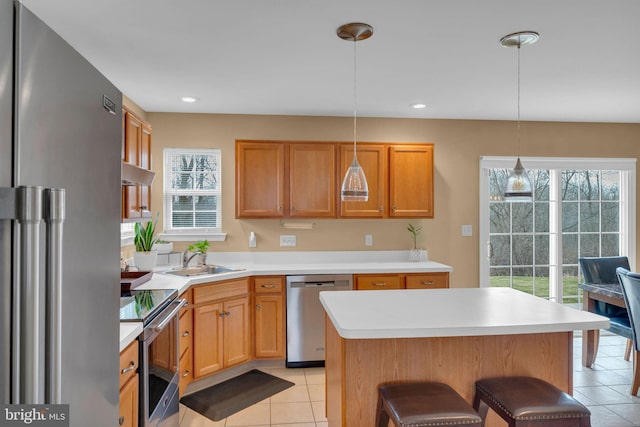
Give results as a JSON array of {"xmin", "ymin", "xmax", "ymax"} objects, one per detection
[
  {"xmin": 500, "ymin": 31, "xmax": 539, "ymax": 202},
  {"xmin": 338, "ymin": 22, "xmax": 372, "ymax": 202}
]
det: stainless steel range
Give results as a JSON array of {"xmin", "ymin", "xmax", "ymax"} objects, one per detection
[{"xmin": 120, "ymin": 289, "xmax": 185, "ymax": 427}]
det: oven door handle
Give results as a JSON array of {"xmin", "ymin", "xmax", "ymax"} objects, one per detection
[{"xmin": 153, "ymin": 298, "xmax": 187, "ymax": 332}]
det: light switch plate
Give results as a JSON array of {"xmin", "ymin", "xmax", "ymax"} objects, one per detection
[
  {"xmin": 462, "ymin": 225, "xmax": 473, "ymax": 236},
  {"xmin": 280, "ymin": 235, "xmax": 297, "ymax": 247},
  {"xmin": 365, "ymin": 234, "xmax": 373, "ymax": 246}
]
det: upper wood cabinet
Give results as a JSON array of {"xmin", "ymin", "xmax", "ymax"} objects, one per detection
[
  {"xmin": 389, "ymin": 144, "xmax": 434, "ymax": 218},
  {"xmin": 235, "ymin": 141, "xmax": 336, "ymax": 218},
  {"xmin": 235, "ymin": 141, "xmax": 285, "ymax": 218},
  {"xmin": 236, "ymin": 140, "xmax": 434, "ymax": 219},
  {"xmin": 289, "ymin": 143, "xmax": 336, "ymax": 218},
  {"xmin": 122, "ymin": 108, "xmax": 152, "ymax": 221},
  {"xmin": 338, "ymin": 144, "xmax": 386, "ymax": 218}
]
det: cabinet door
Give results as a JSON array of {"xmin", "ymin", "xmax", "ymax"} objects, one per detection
[
  {"xmin": 123, "ymin": 112, "xmax": 142, "ymax": 219},
  {"xmin": 236, "ymin": 141, "xmax": 285, "ymax": 218},
  {"xmin": 139, "ymin": 123, "xmax": 152, "ymax": 218},
  {"xmin": 179, "ymin": 307, "xmax": 192, "ymax": 360},
  {"xmin": 338, "ymin": 144, "xmax": 386, "ymax": 218},
  {"xmin": 389, "ymin": 144, "xmax": 434, "ymax": 218},
  {"xmin": 355, "ymin": 274, "xmax": 402, "ymax": 290},
  {"xmin": 289, "ymin": 143, "xmax": 336, "ymax": 218},
  {"xmin": 193, "ymin": 302, "xmax": 224, "ymax": 378},
  {"xmin": 255, "ymin": 294, "xmax": 285, "ymax": 358},
  {"xmin": 223, "ymin": 297, "xmax": 251, "ymax": 367},
  {"xmin": 119, "ymin": 375, "xmax": 138, "ymax": 427}
]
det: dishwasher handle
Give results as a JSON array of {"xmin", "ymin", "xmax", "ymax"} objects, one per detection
[{"xmin": 288, "ymin": 280, "xmax": 337, "ymax": 288}]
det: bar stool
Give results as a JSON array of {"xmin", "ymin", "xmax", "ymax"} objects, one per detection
[
  {"xmin": 376, "ymin": 382, "xmax": 482, "ymax": 427},
  {"xmin": 473, "ymin": 377, "xmax": 591, "ymax": 427}
]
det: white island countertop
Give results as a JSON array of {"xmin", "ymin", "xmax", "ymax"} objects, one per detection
[{"xmin": 320, "ymin": 287, "xmax": 610, "ymax": 339}]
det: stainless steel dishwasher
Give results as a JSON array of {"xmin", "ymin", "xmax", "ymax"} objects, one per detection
[{"xmin": 286, "ymin": 274, "xmax": 353, "ymax": 367}]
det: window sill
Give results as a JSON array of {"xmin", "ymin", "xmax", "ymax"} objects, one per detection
[{"xmin": 158, "ymin": 232, "xmax": 227, "ymax": 242}]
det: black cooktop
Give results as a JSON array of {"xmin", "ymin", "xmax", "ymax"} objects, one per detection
[{"xmin": 119, "ymin": 289, "xmax": 178, "ymax": 324}]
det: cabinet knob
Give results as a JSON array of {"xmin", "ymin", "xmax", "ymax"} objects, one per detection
[
  {"xmin": 392, "ymin": 205, "xmax": 397, "ymax": 211},
  {"xmin": 372, "ymin": 282, "xmax": 386, "ymax": 287},
  {"xmin": 182, "ymin": 369, "xmax": 190, "ymax": 378},
  {"xmin": 182, "ymin": 331, "xmax": 190, "ymax": 337},
  {"xmin": 256, "ymin": 304, "xmax": 261, "ymax": 310},
  {"xmin": 421, "ymin": 281, "xmax": 434, "ymax": 285},
  {"xmin": 225, "ymin": 311, "xmax": 231, "ymax": 316},
  {"xmin": 219, "ymin": 312, "xmax": 225, "ymax": 318},
  {"xmin": 140, "ymin": 205, "xmax": 147, "ymax": 210},
  {"xmin": 279, "ymin": 205, "xmax": 283, "ymax": 211},
  {"xmin": 379, "ymin": 205, "xmax": 384, "ymax": 211},
  {"xmin": 261, "ymin": 284, "xmax": 276, "ymax": 288},
  {"xmin": 119, "ymin": 416, "xmax": 125, "ymax": 426}
]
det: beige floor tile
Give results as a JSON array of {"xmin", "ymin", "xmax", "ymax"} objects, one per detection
[
  {"xmin": 304, "ymin": 368, "xmax": 325, "ymax": 385},
  {"xmin": 179, "ymin": 404, "xmax": 189, "ymax": 424},
  {"xmin": 180, "ymin": 408, "xmax": 226, "ymax": 427},
  {"xmin": 271, "ymin": 424, "xmax": 315, "ymax": 427},
  {"xmin": 225, "ymin": 402, "xmax": 270, "ymax": 427},
  {"xmin": 269, "ymin": 368, "xmax": 307, "ymax": 385},
  {"xmin": 270, "ymin": 384, "xmax": 310, "ymax": 403},
  {"xmin": 315, "ymin": 423, "xmax": 328, "ymax": 427},
  {"xmin": 311, "ymin": 401, "xmax": 327, "ymax": 422},
  {"xmin": 307, "ymin": 384, "xmax": 325, "ymax": 402},
  {"xmin": 270, "ymin": 401, "xmax": 315, "ymax": 424}
]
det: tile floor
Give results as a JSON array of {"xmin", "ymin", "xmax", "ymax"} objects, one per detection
[{"xmin": 179, "ymin": 332, "xmax": 640, "ymax": 427}]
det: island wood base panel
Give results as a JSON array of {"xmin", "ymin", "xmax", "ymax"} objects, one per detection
[{"xmin": 325, "ymin": 318, "xmax": 573, "ymax": 427}]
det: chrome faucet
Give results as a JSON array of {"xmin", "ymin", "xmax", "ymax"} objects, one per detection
[{"xmin": 183, "ymin": 250, "xmax": 203, "ymax": 268}]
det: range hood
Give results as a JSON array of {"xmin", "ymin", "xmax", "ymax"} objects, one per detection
[{"xmin": 122, "ymin": 161, "xmax": 155, "ymax": 186}]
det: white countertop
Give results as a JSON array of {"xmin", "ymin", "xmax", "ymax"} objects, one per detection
[
  {"xmin": 320, "ymin": 287, "xmax": 610, "ymax": 339},
  {"xmin": 119, "ymin": 322, "xmax": 143, "ymax": 352},
  {"xmin": 119, "ymin": 250, "xmax": 453, "ymax": 350}
]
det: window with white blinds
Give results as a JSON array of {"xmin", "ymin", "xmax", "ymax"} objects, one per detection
[{"xmin": 163, "ymin": 148, "xmax": 221, "ymax": 233}]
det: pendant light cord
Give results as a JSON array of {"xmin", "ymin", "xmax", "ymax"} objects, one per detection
[
  {"xmin": 517, "ymin": 41, "xmax": 521, "ymax": 155},
  {"xmin": 353, "ymin": 37, "xmax": 358, "ymax": 159}
]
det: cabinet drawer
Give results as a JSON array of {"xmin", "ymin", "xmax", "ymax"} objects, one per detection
[
  {"xmin": 179, "ymin": 308, "xmax": 193, "ymax": 358},
  {"xmin": 405, "ymin": 272, "xmax": 449, "ymax": 289},
  {"xmin": 179, "ymin": 288, "xmax": 192, "ymax": 316},
  {"xmin": 355, "ymin": 274, "xmax": 401, "ymax": 290},
  {"xmin": 193, "ymin": 279, "xmax": 249, "ymax": 304},
  {"xmin": 254, "ymin": 276, "xmax": 284, "ymax": 294},
  {"xmin": 119, "ymin": 340, "xmax": 139, "ymax": 390},
  {"xmin": 179, "ymin": 347, "xmax": 192, "ymax": 396}
]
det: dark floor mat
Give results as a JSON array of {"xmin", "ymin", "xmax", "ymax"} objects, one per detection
[{"xmin": 180, "ymin": 369, "xmax": 295, "ymax": 421}]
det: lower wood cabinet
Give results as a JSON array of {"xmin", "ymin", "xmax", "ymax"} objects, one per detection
[
  {"xmin": 178, "ymin": 289, "xmax": 193, "ymax": 395},
  {"xmin": 119, "ymin": 340, "xmax": 139, "ymax": 427},
  {"xmin": 253, "ymin": 276, "xmax": 286, "ymax": 359},
  {"xmin": 355, "ymin": 274, "xmax": 402, "ymax": 290},
  {"xmin": 404, "ymin": 272, "xmax": 449, "ymax": 289},
  {"xmin": 192, "ymin": 279, "xmax": 250, "ymax": 379}
]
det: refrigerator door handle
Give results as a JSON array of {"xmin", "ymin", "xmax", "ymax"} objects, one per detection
[
  {"xmin": 16, "ymin": 185, "xmax": 43, "ymax": 403},
  {"xmin": 44, "ymin": 188, "xmax": 65, "ymax": 404}
]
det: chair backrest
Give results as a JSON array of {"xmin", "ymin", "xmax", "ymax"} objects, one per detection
[
  {"xmin": 579, "ymin": 256, "xmax": 630, "ymax": 284},
  {"xmin": 617, "ymin": 268, "xmax": 640, "ymax": 351}
]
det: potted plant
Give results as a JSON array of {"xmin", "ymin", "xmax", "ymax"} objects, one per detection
[
  {"xmin": 186, "ymin": 240, "xmax": 209, "ymax": 266},
  {"xmin": 133, "ymin": 213, "xmax": 159, "ymax": 271},
  {"xmin": 152, "ymin": 239, "xmax": 173, "ymax": 254},
  {"xmin": 407, "ymin": 223, "xmax": 426, "ymax": 262}
]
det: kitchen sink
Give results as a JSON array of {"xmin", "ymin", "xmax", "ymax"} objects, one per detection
[{"xmin": 164, "ymin": 265, "xmax": 244, "ymax": 277}]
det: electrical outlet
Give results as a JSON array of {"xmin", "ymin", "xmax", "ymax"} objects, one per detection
[
  {"xmin": 462, "ymin": 225, "xmax": 473, "ymax": 236},
  {"xmin": 365, "ymin": 234, "xmax": 373, "ymax": 246},
  {"xmin": 280, "ymin": 235, "xmax": 297, "ymax": 247}
]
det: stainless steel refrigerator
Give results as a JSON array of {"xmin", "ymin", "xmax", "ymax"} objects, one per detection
[{"xmin": 1, "ymin": 1, "xmax": 122, "ymax": 426}]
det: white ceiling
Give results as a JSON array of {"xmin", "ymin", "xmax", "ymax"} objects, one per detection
[{"xmin": 19, "ymin": 0, "xmax": 640, "ymax": 123}]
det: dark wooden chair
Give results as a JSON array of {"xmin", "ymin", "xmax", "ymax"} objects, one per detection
[
  {"xmin": 579, "ymin": 256, "xmax": 633, "ymax": 361},
  {"xmin": 473, "ymin": 377, "xmax": 590, "ymax": 427},
  {"xmin": 376, "ymin": 382, "xmax": 481, "ymax": 427},
  {"xmin": 616, "ymin": 267, "xmax": 640, "ymax": 395}
]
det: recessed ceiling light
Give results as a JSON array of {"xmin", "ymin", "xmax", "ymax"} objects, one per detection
[
  {"xmin": 180, "ymin": 96, "xmax": 199, "ymax": 103},
  {"xmin": 411, "ymin": 103, "xmax": 427, "ymax": 109}
]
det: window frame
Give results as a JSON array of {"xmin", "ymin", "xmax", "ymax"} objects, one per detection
[
  {"xmin": 161, "ymin": 147, "xmax": 225, "ymax": 241},
  {"xmin": 479, "ymin": 156, "xmax": 636, "ymax": 299}
]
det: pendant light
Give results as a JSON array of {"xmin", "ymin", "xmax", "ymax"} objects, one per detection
[
  {"xmin": 500, "ymin": 31, "xmax": 539, "ymax": 202},
  {"xmin": 338, "ymin": 22, "xmax": 372, "ymax": 202}
]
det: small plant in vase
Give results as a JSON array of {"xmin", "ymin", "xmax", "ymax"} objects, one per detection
[
  {"xmin": 133, "ymin": 213, "xmax": 159, "ymax": 271},
  {"xmin": 407, "ymin": 223, "xmax": 426, "ymax": 262}
]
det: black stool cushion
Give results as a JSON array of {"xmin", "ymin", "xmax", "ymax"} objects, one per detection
[
  {"xmin": 475, "ymin": 377, "xmax": 590, "ymax": 420},
  {"xmin": 379, "ymin": 382, "xmax": 482, "ymax": 426}
]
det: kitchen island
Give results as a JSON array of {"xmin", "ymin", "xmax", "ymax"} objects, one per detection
[{"xmin": 320, "ymin": 287, "xmax": 609, "ymax": 427}]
